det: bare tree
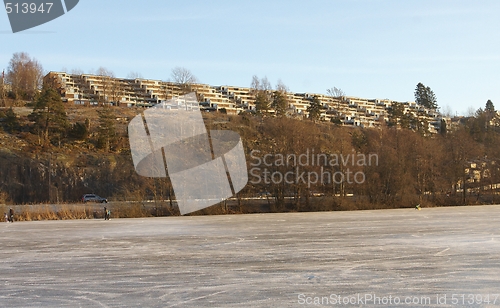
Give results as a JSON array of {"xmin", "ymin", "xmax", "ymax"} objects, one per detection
[
  {"xmin": 326, "ymin": 87, "xmax": 345, "ymax": 98},
  {"xmin": 327, "ymin": 87, "xmax": 346, "ymax": 112},
  {"xmin": 70, "ymin": 68, "xmax": 84, "ymax": 75},
  {"xmin": 261, "ymin": 76, "xmax": 272, "ymax": 91},
  {"xmin": 171, "ymin": 67, "xmax": 197, "ymax": 94},
  {"xmin": 127, "ymin": 71, "xmax": 143, "ymax": 79},
  {"xmin": 275, "ymin": 79, "xmax": 289, "ymax": 93},
  {"xmin": 440, "ymin": 105, "xmax": 454, "ymax": 118},
  {"xmin": 250, "ymin": 75, "xmax": 273, "ymax": 114},
  {"xmin": 0, "ymin": 69, "xmax": 6, "ymax": 106},
  {"xmin": 96, "ymin": 67, "xmax": 114, "ymax": 105},
  {"xmin": 161, "ymin": 80, "xmax": 172, "ymax": 101},
  {"xmin": 110, "ymin": 78, "xmax": 124, "ymax": 106},
  {"xmin": 250, "ymin": 75, "xmax": 260, "ymax": 92},
  {"xmin": 6, "ymin": 52, "xmax": 44, "ymax": 101}
]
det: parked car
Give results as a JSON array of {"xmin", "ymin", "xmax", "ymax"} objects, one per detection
[
  {"xmin": 257, "ymin": 191, "xmax": 272, "ymax": 198},
  {"xmin": 82, "ymin": 194, "xmax": 108, "ymax": 203}
]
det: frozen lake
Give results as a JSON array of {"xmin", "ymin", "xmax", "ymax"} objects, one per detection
[{"xmin": 1, "ymin": 205, "xmax": 500, "ymax": 307}]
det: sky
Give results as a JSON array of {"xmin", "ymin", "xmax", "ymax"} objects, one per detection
[{"xmin": 1, "ymin": 0, "xmax": 500, "ymax": 115}]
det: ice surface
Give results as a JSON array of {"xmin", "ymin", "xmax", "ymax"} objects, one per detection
[{"xmin": 1, "ymin": 205, "xmax": 500, "ymax": 307}]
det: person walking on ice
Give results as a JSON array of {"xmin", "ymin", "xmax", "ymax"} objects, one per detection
[{"xmin": 104, "ymin": 207, "xmax": 110, "ymax": 220}]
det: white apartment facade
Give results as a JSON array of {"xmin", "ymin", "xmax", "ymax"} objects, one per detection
[{"xmin": 44, "ymin": 71, "xmax": 444, "ymax": 133}]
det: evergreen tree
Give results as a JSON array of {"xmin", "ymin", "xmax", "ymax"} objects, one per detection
[
  {"xmin": 254, "ymin": 91, "xmax": 270, "ymax": 114},
  {"xmin": 400, "ymin": 113, "xmax": 413, "ymax": 129},
  {"xmin": 29, "ymin": 87, "xmax": 69, "ymax": 145},
  {"xmin": 271, "ymin": 90, "xmax": 288, "ymax": 117},
  {"xmin": 414, "ymin": 82, "xmax": 438, "ymax": 109},
  {"xmin": 486, "ymin": 99, "xmax": 495, "ymax": 113},
  {"xmin": 4, "ymin": 107, "xmax": 19, "ymax": 132},
  {"xmin": 70, "ymin": 122, "xmax": 89, "ymax": 140},
  {"xmin": 307, "ymin": 96, "xmax": 322, "ymax": 121},
  {"xmin": 387, "ymin": 102, "xmax": 405, "ymax": 127},
  {"xmin": 330, "ymin": 117, "xmax": 342, "ymax": 125},
  {"xmin": 484, "ymin": 100, "xmax": 498, "ymax": 126},
  {"xmin": 97, "ymin": 106, "xmax": 116, "ymax": 152},
  {"xmin": 417, "ymin": 118, "xmax": 430, "ymax": 136}
]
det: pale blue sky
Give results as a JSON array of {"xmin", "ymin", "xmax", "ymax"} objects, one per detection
[{"xmin": 1, "ymin": 0, "xmax": 500, "ymax": 115}]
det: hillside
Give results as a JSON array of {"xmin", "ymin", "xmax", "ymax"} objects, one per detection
[{"xmin": 1, "ymin": 102, "xmax": 500, "ymax": 215}]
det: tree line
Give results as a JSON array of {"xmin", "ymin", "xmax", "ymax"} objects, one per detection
[
  {"xmin": 235, "ymin": 98, "xmax": 500, "ymax": 211},
  {"xmin": 1, "ymin": 99, "xmax": 499, "ymax": 212}
]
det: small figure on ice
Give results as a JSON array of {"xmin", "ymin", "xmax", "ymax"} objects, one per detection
[
  {"xmin": 104, "ymin": 207, "xmax": 110, "ymax": 220},
  {"xmin": 415, "ymin": 204, "xmax": 421, "ymax": 210}
]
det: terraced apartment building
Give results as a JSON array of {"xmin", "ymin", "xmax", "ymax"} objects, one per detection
[{"xmin": 44, "ymin": 71, "xmax": 445, "ymax": 133}]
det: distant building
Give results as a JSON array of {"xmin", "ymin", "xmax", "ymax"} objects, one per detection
[
  {"xmin": 44, "ymin": 71, "xmax": 444, "ymax": 132},
  {"xmin": 455, "ymin": 158, "xmax": 500, "ymax": 194}
]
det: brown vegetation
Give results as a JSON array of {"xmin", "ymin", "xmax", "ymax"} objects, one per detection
[{"xmin": 1, "ymin": 101, "xmax": 500, "ymax": 220}]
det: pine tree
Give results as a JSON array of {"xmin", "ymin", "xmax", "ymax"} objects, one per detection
[
  {"xmin": 4, "ymin": 107, "xmax": 19, "ymax": 132},
  {"xmin": 484, "ymin": 100, "xmax": 497, "ymax": 126},
  {"xmin": 254, "ymin": 91, "xmax": 270, "ymax": 114},
  {"xmin": 485, "ymin": 99, "xmax": 495, "ymax": 113},
  {"xmin": 97, "ymin": 106, "xmax": 116, "ymax": 152},
  {"xmin": 414, "ymin": 82, "xmax": 438, "ymax": 109},
  {"xmin": 387, "ymin": 102, "xmax": 405, "ymax": 127},
  {"xmin": 271, "ymin": 90, "xmax": 288, "ymax": 117},
  {"xmin": 70, "ymin": 122, "xmax": 89, "ymax": 140},
  {"xmin": 29, "ymin": 87, "xmax": 69, "ymax": 145},
  {"xmin": 307, "ymin": 96, "xmax": 322, "ymax": 121}
]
